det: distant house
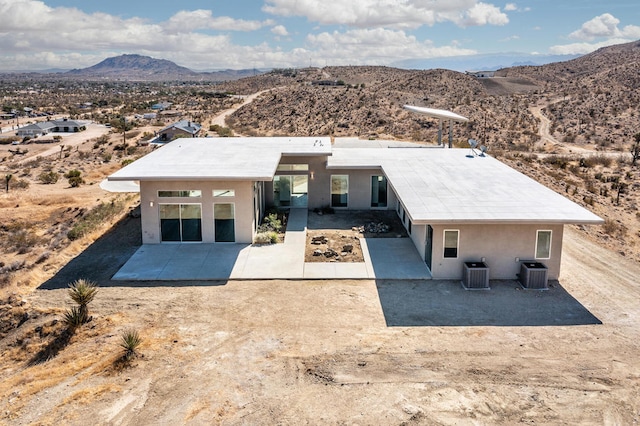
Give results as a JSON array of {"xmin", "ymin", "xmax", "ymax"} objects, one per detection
[
  {"xmin": 158, "ymin": 120, "xmax": 201, "ymax": 142},
  {"xmin": 143, "ymin": 113, "xmax": 157, "ymax": 120},
  {"xmin": 151, "ymin": 101, "xmax": 173, "ymax": 110},
  {"xmin": 466, "ymin": 70, "xmax": 496, "ymax": 78},
  {"xmin": 16, "ymin": 118, "xmax": 87, "ymax": 137}
]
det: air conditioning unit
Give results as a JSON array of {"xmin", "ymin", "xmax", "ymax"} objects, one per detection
[
  {"xmin": 519, "ymin": 262, "xmax": 548, "ymax": 289},
  {"xmin": 462, "ymin": 261, "xmax": 489, "ymax": 289}
]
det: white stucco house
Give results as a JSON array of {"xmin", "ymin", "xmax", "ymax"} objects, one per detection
[{"xmin": 108, "ymin": 136, "xmax": 603, "ymax": 282}]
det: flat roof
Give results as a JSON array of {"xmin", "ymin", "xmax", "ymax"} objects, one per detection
[
  {"xmin": 328, "ymin": 147, "xmax": 603, "ymax": 225},
  {"xmin": 108, "ymin": 137, "xmax": 332, "ymax": 181}
]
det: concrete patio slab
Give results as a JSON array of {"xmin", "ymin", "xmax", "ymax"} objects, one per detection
[
  {"xmin": 365, "ymin": 238, "xmax": 432, "ymax": 279},
  {"xmin": 112, "ymin": 209, "xmax": 432, "ymax": 281}
]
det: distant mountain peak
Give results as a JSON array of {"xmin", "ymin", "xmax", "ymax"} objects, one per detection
[{"xmin": 66, "ymin": 54, "xmax": 197, "ymax": 79}]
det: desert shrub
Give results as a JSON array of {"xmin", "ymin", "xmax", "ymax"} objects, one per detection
[
  {"xmin": 121, "ymin": 159, "xmax": 133, "ymax": 167},
  {"xmin": 9, "ymin": 228, "xmax": 42, "ymax": 254},
  {"xmin": 35, "ymin": 251, "xmax": 51, "ymax": 264},
  {"xmin": 543, "ymin": 155, "xmax": 569, "ymax": 169},
  {"xmin": 264, "ymin": 213, "xmax": 282, "ymax": 232},
  {"xmin": 63, "ymin": 307, "xmax": 84, "ymax": 330},
  {"xmin": 126, "ymin": 146, "xmax": 137, "ymax": 155},
  {"xmin": 68, "ymin": 279, "xmax": 98, "ymax": 323},
  {"xmin": 67, "ymin": 199, "xmax": 126, "ymax": 240},
  {"xmin": 0, "ymin": 260, "xmax": 26, "ymax": 274},
  {"xmin": 9, "ymin": 177, "xmax": 29, "ymax": 191},
  {"xmin": 125, "ymin": 130, "xmax": 140, "ymax": 139},
  {"xmin": 602, "ymin": 219, "xmax": 627, "ymax": 238},
  {"xmin": 64, "ymin": 169, "xmax": 84, "ymax": 187},
  {"xmin": 96, "ymin": 135, "xmax": 109, "ymax": 145},
  {"xmin": 210, "ymin": 124, "xmax": 234, "ymax": 137},
  {"xmin": 38, "ymin": 171, "xmax": 59, "ymax": 184},
  {"xmin": 120, "ymin": 329, "xmax": 142, "ymax": 360},
  {"xmin": 254, "ymin": 231, "xmax": 278, "ymax": 244}
]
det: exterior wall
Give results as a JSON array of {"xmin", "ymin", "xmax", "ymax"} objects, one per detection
[
  {"xmin": 265, "ymin": 157, "xmax": 395, "ymax": 212},
  {"xmin": 139, "ymin": 180, "xmax": 254, "ymax": 244},
  {"xmin": 428, "ymin": 224, "xmax": 564, "ymax": 280}
]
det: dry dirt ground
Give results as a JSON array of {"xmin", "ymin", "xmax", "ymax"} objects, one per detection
[{"xmin": 1, "ymin": 213, "xmax": 640, "ymax": 424}]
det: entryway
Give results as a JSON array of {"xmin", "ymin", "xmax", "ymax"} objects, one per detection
[{"xmin": 273, "ymin": 175, "xmax": 308, "ymax": 207}]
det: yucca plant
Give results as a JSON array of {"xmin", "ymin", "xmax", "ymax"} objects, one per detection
[
  {"xmin": 63, "ymin": 306, "xmax": 84, "ymax": 331},
  {"xmin": 68, "ymin": 279, "xmax": 98, "ymax": 323},
  {"xmin": 120, "ymin": 329, "xmax": 142, "ymax": 360}
]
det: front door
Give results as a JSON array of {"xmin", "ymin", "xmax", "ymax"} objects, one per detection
[{"xmin": 425, "ymin": 225, "xmax": 433, "ymax": 270}]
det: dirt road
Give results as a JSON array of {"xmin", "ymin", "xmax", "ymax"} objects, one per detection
[
  {"xmin": 210, "ymin": 89, "xmax": 273, "ymax": 132},
  {"xmin": 2, "ymin": 222, "xmax": 639, "ymax": 425},
  {"xmin": 529, "ymin": 98, "xmax": 591, "ymax": 154}
]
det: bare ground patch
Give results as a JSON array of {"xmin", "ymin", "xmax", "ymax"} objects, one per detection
[{"xmin": 305, "ymin": 210, "xmax": 408, "ymax": 262}]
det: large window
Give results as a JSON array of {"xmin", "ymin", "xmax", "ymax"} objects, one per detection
[
  {"xmin": 535, "ymin": 230, "xmax": 552, "ymax": 259},
  {"xmin": 331, "ymin": 175, "xmax": 349, "ymax": 208},
  {"xmin": 159, "ymin": 204, "xmax": 202, "ymax": 242},
  {"xmin": 371, "ymin": 175, "xmax": 388, "ymax": 208},
  {"xmin": 214, "ymin": 203, "xmax": 235, "ymax": 242},
  {"xmin": 443, "ymin": 230, "xmax": 459, "ymax": 258}
]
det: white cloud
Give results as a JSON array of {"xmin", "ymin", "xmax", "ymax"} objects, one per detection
[
  {"xmin": 460, "ymin": 3, "xmax": 508, "ymax": 26},
  {"xmin": 549, "ymin": 38, "xmax": 631, "ymax": 55},
  {"xmin": 165, "ymin": 10, "xmax": 272, "ymax": 33},
  {"xmin": 550, "ymin": 13, "xmax": 640, "ymax": 55},
  {"xmin": 271, "ymin": 25, "xmax": 289, "ymax": 36},
  {"xmin": 503, "ymin": 3, "xmax": 529, "ymax": 12},
  {"xmin": 569, "ymin": 13, "xmax": 621, "ymax": 41},
  {"xmin": 305, "ymin": 28, "xmax": 476, "ymax": 65},
  {"xmin": 0, "ymin": 0, "xmax": 477, "ymax": 70},
  {"xmin": 263, "ymin": 0, "xmax": 508, "ymax": 29},
  {"xmin": 621, "ymin": 24, "xmax": 640, "ymax": 39}
]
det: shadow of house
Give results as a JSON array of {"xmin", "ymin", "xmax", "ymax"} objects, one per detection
[
  {"xmin": 39, "ymin": 211, "xmax": 228, "ymax": 289},
  {"xmin": 39, "ymin": 214, "xmax": 143, "ymax": 289},
  {"xmin": 375, "ymin": 280, "xmax": 601, "ymax": 327},
  {"xmin": 158, "ymin": 120, "xmax": 201, "ymax": 142}
]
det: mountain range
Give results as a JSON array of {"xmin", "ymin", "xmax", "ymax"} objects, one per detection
[
  {"xmin": 0, "ymin": 50, "xmax": 587, "ymax": 79},
  {"xmin": 63, "ymin": 54, "xmax": 262, "ymax": 81}
]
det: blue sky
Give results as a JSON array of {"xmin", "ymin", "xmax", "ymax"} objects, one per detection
[{"xmin": 0, "ymin": 0, "xmax": 638, "ymax": 71}]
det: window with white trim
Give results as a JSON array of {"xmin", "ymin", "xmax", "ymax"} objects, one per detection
[
  {"xmin": 535, "ymin": 230, "xmax": 552, "ymax": 259},
  {"xmin": 443, "ymin": 230, "xmax": 459, "ymax": 258}
]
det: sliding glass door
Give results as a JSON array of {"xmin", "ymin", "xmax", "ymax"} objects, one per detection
[{"xmin": 159, "ymin": 204, "xmax": 202, "ymax": 242}]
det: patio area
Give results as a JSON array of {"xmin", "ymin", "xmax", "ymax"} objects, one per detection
[{"xmin": 112, "ymin": 209, "xmax": 432, "ymax": 281}]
